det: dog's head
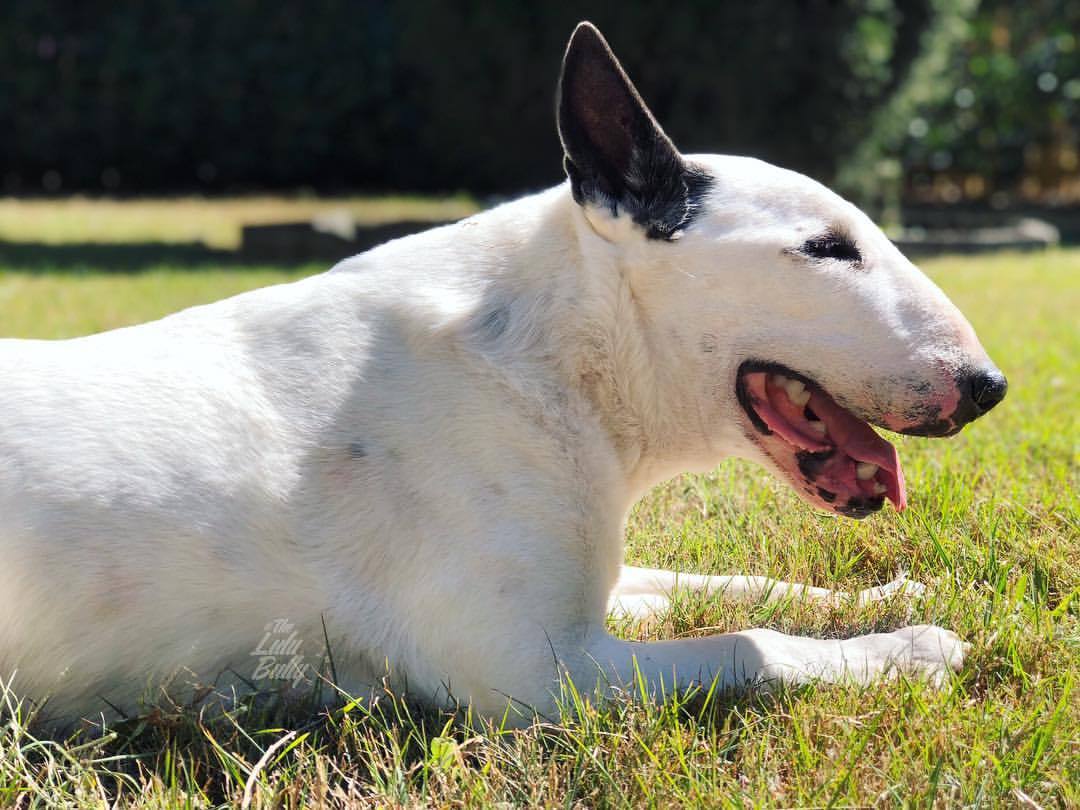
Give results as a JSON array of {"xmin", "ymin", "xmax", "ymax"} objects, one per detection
[{"xmin": 557, "ymin": 23, "xmax": 1006, "ymax": 518}]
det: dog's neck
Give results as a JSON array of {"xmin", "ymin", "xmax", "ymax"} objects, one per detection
[
  {"xmin": 396, "ymin": 185, "xmax": 724, "ymax": 500},
  {"xmin": 531, "ymin": 189, "xmax": 725, "ymax": 496}
]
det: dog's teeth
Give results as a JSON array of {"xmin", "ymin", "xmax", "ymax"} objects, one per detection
[
  {"xmin": 807, "ymin": 420, "xmax": 827, "ymax": 436},
  {"xmin": 856, "ymin": 462, "xmax": 879, "ymax": 480},
  {"xmin": 873, "ymin": 482, "xmax": 887, "ymax": 495},
  {"xmin": 785, "ymin": 380, "xmax": 811, "ymax": 406},
  {"xmin": 771, "ymin": 374, "xmax": 788, "ymax": 388}
]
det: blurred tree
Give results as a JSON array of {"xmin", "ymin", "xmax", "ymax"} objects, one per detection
[
  {"xmin": 389, "ymin": 1, "xmax": 936, "ymax": 193},
  {"xmin": 0, "ymin": 1, "xmax": 942, "ymax": 195},
  {"xmin": 842, "ymin": 0, "xmax": 1080, "ymax": 214},
  {"xmin": 836, "ymin": 0, "xmax": 979, "ymax": 218},
  {"xmin": 0, "ymin": 1, "xmax": 406, "ymax": 193}
]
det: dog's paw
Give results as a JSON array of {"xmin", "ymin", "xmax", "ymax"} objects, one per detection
[
  {"xmin": 869, "ymin": 624, "xmax": 968, "ymax": 686},
  {"xmin": 855, "ymin": 572, "xmax": 926, "ymax": 605}
]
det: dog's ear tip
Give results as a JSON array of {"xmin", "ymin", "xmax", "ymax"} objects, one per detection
[
  {"xmin": 558, "ymin": 23, "xmax": 630, "ymax": 127},
  {"xmin": 568, "ymin": 20, "xmax": 603, "ymax": 44},
  {"xmin": 563, "ymin": 22, "xmax": 612, "ymax": 64}
]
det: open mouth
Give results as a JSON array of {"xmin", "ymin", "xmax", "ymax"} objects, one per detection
[{"xmin": 735, "ymin": 361, "xmax": 906, "ymax": 518}]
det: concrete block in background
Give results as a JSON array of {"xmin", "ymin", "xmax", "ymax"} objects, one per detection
[{"xmin": 241, "ymin": 213, "xmax": 456, "ymax": 263}]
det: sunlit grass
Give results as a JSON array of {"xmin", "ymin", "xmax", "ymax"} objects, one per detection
[
  {"xmin": 0, "ymin": 194, "xmax": 478, "ymax": 249},
  {"xmin": 0, "ymin": 215, "xmax": 1075, "ymax": 806}
]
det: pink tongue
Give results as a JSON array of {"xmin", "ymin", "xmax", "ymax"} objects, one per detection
[
  {"xmin": 744, "ymin": 372, "xmax": 907, "ymax": 511},
  {"xmin": 807, "ymin": 389, "xmax": 907, "ymax": 510}
]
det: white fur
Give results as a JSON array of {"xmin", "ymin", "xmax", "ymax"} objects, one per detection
[{"xmin": 0, "ymin": 156, "xmax": 986, "ymax": 725}]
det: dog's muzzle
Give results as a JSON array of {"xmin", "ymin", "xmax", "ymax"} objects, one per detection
[{"xmin": 900, "ymin": 365, "xmax": 1008, "ymax": 437}]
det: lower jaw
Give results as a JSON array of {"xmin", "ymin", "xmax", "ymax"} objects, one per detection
[
  {"xmin": 735, "ymin": 362, "xmax": 905, "ymax": 518},
  {"xmin": 768, "ymin": 447, "xmax": 886, "ymax": 518}
]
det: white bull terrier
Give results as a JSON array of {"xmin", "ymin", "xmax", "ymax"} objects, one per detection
[{"xmin": 0, "ymin": 23, "xmax": 1006, "ymax": 727}]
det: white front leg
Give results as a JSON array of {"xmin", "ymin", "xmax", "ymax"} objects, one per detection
[
  {"xmin": 577, "ymin": 624, "xmax": 966, "ymax": 698},
  {"xmin": 608, "ymin": 565, "xmax": 924, "ymax": 620}
]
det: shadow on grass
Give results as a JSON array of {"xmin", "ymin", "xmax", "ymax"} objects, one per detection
[
  {"xmin": 0, "ymin": 219, "xmax": 457, "ymax": 273},
  {"xmin": 0, "ymin": 241, "xmax": 335, "ymax": 274},
  {"xmin": 13, "ymin": 681, "xmax": 766, "ymax": 806}
]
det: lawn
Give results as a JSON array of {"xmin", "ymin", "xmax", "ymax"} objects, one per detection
[{"xmin": 0, "ymin": 199, "xmax": 1076, "ymax": 807}]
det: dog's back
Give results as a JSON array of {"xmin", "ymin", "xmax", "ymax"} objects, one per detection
[{"xmin": 0, "ymin": 189, "xmax": 622, "ymax": 723}]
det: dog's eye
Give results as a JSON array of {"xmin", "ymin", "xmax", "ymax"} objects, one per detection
[{"xmin": 800, "ymin": 232, "xmax": 861, "ymax": 263}]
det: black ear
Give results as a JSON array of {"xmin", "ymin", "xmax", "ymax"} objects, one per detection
[{"xmin": 557, "ymin": 22, "xmax": 710, "ymax": 240}]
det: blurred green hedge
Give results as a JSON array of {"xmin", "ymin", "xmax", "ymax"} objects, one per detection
[
  {"xmin": 900, "ymin": 0, "xmax": 1080, "ymax": 204},
  {"xmin": 1, "ymin": 1, "xmax": 933, "ymax": 195}
]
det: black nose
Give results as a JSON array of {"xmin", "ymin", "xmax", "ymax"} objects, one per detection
[
  {"xmin": 901, "ymin": 366, "xmax": 1008, "ymax": 437},
  {"xmin": 964, "ymin": 367, "xmax": 1008, "ymax": 417}
]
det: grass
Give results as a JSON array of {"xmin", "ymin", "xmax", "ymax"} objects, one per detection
[
  {"xmin": 0, "ymin": 195, "xmax": 478, "ymax": 250},
  {"xmin": 0, "ymin": 198, "xmax": 1076, "ymax": 807}
]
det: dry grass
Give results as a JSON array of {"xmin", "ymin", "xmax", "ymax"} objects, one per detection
[{"xmin": 0, "ymin": 194, "xmax": 478, "ymax": 249}]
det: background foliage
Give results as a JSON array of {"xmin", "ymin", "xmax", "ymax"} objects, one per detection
[
  {"xmin": 0, "ymin": 2, "xmax": 1076, "ymax": 207},
  {"xmin": 0, "ymin": 0, "xmax": 937, "ymax": 195},
  {"xmin": 900, "ymin": 0, "xmax": 1080, "ymax": 204}
]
